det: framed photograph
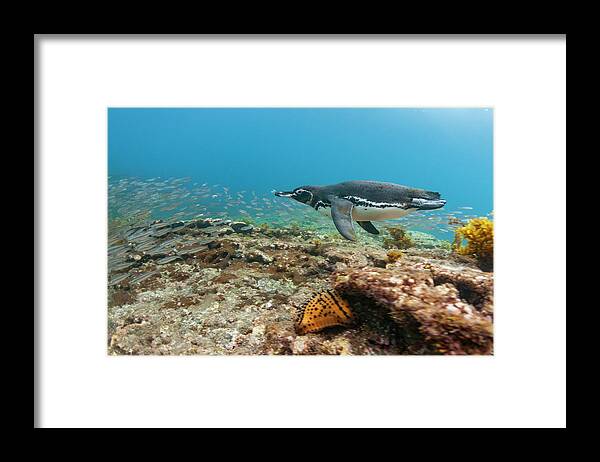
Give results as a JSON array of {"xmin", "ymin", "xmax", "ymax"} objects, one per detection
[{"xmin": 35, "ymin": 35, "xmax": 566, "ymax": 428}]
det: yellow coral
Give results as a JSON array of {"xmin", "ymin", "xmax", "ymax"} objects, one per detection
[
  {"xmin": 453, "ymin": 218, "xmax": 494, "ymax": 260},
  {"xmin": 386, "ymin": 249, "xmax": 404, "ymax": 263}
]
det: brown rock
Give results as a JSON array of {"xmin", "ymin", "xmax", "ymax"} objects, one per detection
[{"xmin": 332, "ymin": 264, "xmax": 493, "ymax": 355}]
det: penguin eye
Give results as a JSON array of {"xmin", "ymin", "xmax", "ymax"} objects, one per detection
[{"xmin": 294, "ymin": 190, "xmax": 312, "ymax": 203}]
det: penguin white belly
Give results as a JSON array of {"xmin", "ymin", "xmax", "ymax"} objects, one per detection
[{"xmin": 352, "ymin": 206, "xmax": 415, "ymax": 221}]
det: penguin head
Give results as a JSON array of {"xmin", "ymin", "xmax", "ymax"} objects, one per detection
[{"xmin": 274, "ymin": 186, "xmax": 316, "ymax": 204}]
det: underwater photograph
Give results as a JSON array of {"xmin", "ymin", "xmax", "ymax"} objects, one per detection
[{"xmin": 107, "ymin": 108, "xmax": 494, "ymax": 355}]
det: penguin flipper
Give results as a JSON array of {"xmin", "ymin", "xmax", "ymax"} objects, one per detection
[
  {"xmin": 357, "ymin": 221, "xmax": 379, "ymax": 235},
  {"xmin": 329, "ymin": 197, "xmax": 356, "ymax": 241}
]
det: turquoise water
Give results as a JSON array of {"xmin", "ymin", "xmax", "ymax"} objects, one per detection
[{"xmin": 108, "ymin": 108, "xmax": 493, "ymax": 241}]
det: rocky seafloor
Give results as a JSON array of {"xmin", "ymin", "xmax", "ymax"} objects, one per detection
[{"xmin": 108, "ymin": 218, "xmax": 493, "ymax": 355}]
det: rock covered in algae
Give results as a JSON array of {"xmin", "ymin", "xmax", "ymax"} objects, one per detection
[
  {"xmin": 107, "ymin": 216, "xmax": 493, "ymax": 355},
  {"xmin": 332, "ymin": 264, "xmax": 493, "ymax": 355}
]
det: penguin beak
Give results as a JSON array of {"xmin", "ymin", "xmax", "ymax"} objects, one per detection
[
  {"xmin": 412, "ymin": 199, "xmax": 447, "ymax": 210},
  {"xmin": 274, "ymin": 191, "xmax": 295, "ymax": 197}
]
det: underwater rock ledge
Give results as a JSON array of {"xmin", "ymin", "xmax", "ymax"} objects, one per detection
[
  {"xmin": 332, "ymin": 264, "xmax": 493, "ymax": 355},
  {"xmin": 107, "ymin": 217, "xmax": 493, "ymax": 355}
]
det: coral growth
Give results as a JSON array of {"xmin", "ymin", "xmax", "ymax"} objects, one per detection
[
  {"xmin": 383, "ymin": 225, "xmax": 414, "ymax": 250},
  {"xmin": 453, "ymin": 218, "xmax": 494, "ymax": 270},
  {"xmin": 386, "ymin": 249, "xmax": 404, "ymax": 263}
]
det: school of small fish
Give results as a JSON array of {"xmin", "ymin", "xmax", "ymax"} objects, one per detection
[{"xmin": 108, "ymin": 176, "xmax": 491, "ymax": 239}]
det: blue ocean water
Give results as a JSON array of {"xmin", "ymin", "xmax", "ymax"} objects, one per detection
[{"xmin": 108, "ymin": 108, "xmax": 493, "ymax": 241}]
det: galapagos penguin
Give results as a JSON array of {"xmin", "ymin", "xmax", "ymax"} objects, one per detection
[{"xmin": 274, "ymin": 180, "xmax": 446, "ymax": 241}]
